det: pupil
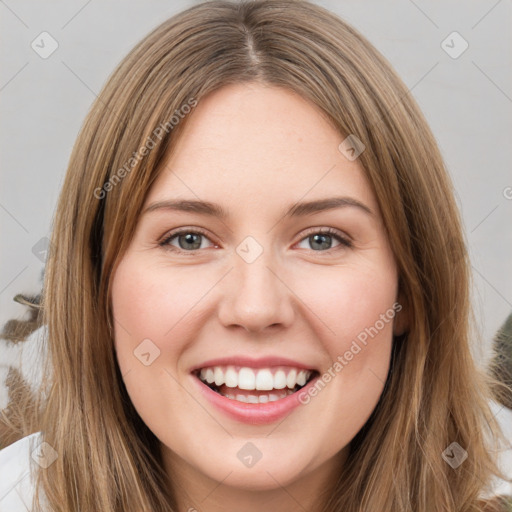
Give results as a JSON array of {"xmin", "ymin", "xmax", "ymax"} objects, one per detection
[
  {"xmin": 311, "ymin": 234, "xmax": 331, "ymax": 250},
  {"xmin": 180, "ymin": 233, "xmax": 201, "ymax": 250}
]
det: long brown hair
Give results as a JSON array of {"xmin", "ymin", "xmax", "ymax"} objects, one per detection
[{"xmin": 22, "ymin": 0, "xmax": 512, "ymax": 510}]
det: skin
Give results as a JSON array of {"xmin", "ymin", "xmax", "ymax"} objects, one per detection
[{"xmin": 111, "ymin": 82, "xmax": 405, "ymax": 512}]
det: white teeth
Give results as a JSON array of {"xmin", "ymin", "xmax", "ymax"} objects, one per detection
[
  {"xmin": 214, "ymin": 367, "xmax": 224, "ymax": 386},
  {"xmin": 201, "ymin": 368, "xmax": 215, "ymax": 384},
  {"xmin": 197, "ymin": 365, "xmax": 313, "ymax": 391},
  {"xmin": 225, "ymin": 389, "xmax": 294, "ymax": 403},
  {"xmin": 296, "ymin": 370, "xmax": 307, "ymax": 386},
  {"xmin": 255, "ymin": 369, "xmax": 274, "ymax": 390},
  {"xmin": 286, "ymin": 369, "xmax": 297, "ymax": 389},
  {"xmin": 225, "ymin": 366, "xmax": 238, "ymax": 388},
  {"xmin": 273, "ymin": 370, "xmax": 287, "ymax": 389},
  {"xmin": 238, "ymin": 367, "xmax": 256, "ymax": 390}
]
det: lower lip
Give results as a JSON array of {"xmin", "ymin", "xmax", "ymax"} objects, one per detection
[{"xmin": 192, "ymin": 373, "xmax": 319, "ymax": 425}]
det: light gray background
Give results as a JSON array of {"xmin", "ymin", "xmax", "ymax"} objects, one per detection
[{"xmin": 1, "ymin": 0, "xmax": 511, "ymax": 367}]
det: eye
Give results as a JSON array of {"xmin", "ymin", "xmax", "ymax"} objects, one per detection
[
  {"xmin": 158, "ymin": 227, "xmax": 352, "ymax": 254},
  {"xmin": 159, "ymin": 228, "xmax": 215, "ymax": 254},
  {"xmin": 295, "ymin": 227, "xmax": 352, "ymax": 253}
]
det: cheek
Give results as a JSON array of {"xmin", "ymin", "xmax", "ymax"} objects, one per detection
[
  {"xmin": 110, "ymin": 257, "xmax": 211, "ymax": 433},
  {"xmin": 296, "ymin": 262, "xmax": 397, "ymax": 405},
  {"xmin": 299, "ymin": 260, "xmax": 398, "ymax": 348},
  {"xmin": 111, "ymin": 258, "xmax": 207, "ymax": 361},
  {"xmin": 292, "ymin": 265, "xmax": 397, "ymax": 456},
  {"xmin": 110, "ymin": 257, "xmax": 211, "ymax": 421}
]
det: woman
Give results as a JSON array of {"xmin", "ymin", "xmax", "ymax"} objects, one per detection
[{"xmin": 1, "ymin": 1, "xmax": 511, "ymax": 510}]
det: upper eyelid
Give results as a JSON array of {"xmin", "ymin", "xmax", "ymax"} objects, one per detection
[{"xmin": 159, "ymin": 226, "xmax": 213, "ymax": 244}]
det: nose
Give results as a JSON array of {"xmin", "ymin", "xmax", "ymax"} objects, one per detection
[{"xmin": 217, "ymin": 245, "xmax": 295, "ymax": 333}]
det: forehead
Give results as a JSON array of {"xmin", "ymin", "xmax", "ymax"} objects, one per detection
[{"xmin": 145, "ymin": 83, "xmax": 377, "ymax": 216}]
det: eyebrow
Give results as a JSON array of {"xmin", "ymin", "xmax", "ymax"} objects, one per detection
[{"xmin": 142, "ymin": 196, "xmax": 374, "ymax": 218}]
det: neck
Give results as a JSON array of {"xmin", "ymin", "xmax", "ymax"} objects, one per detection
[{"xmin": 162, "ymin": 445, "xmax": 347, "ymax": 512}]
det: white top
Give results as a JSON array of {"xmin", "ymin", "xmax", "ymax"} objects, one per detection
[
  {"xmin": 1, "ymin": 403, "xmax": 511, "ymax": 510},
  {"xmin": 0, "ymin": 431, "xmax": 42, "ymax": 511}
]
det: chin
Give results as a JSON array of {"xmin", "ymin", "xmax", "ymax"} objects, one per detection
[{"xmin": 213, "ymin": 466, "xmax": 300, "ymax": 492}]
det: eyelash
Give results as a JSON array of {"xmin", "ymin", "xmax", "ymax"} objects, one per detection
[{"xmin": 158, "ymin": 226, "xmax": 353, "ymax": 256}]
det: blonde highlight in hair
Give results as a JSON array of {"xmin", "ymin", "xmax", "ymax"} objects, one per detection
[{"xmin": 20, "ymin": 0, "xmax": 511, "ymax": 510}]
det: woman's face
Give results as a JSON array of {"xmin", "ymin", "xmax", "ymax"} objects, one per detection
[{"xmin": 111, "ymin": 83, "xmax": 402, "ymax": 500}]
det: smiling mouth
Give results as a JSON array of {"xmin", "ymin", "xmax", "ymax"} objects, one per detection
[{"xmin": 193, "ymin": 365, "xmax": 319, "ymax": 404}]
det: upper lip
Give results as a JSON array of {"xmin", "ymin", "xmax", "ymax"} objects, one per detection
[{"xmin": 190, "ymin": 355, "xmax": 318, "ymax": 373}]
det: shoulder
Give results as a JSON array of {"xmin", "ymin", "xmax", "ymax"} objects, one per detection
[{"xmin": 0, "ymin": 431, "xmax": 43, "ymax": 511}]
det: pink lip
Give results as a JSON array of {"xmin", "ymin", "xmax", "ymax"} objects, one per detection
[
  {"xmin": 192, "ymin": 372, "xmax": 320, "ymax": 425},
  {"xmin": 189, "ymin": 355, "xmax": 316, "ymax": 373}
]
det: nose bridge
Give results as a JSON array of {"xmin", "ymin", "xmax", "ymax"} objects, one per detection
[{"xmin": 218, "ymin": 235, "xmax": 294, "ymax": 332}]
